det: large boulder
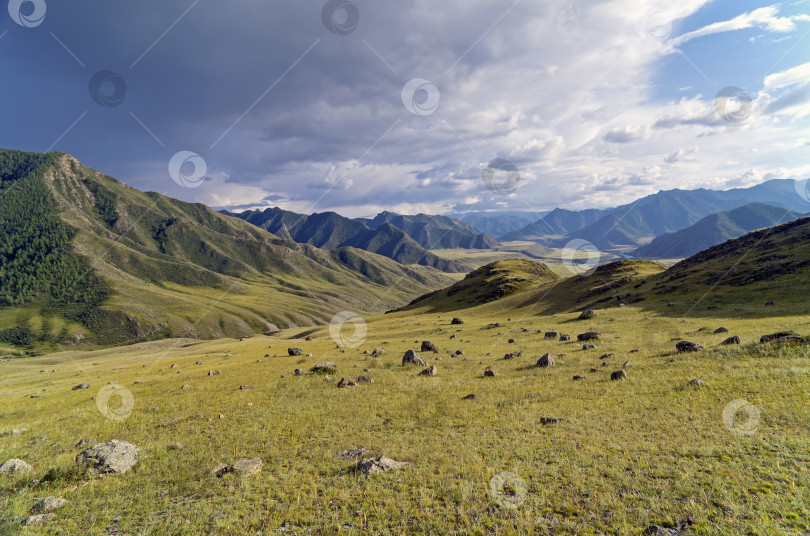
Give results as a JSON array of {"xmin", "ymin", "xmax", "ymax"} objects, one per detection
[
  {"xmin": 287, "ymin": 348, "xmax": 304, "ymax": 356},
  {"xmin": 450, "ymin": 317, "xmax": 464, "ymax": 325},
  {"xmin": 536, "ymin": 353, "xmax": 556, "ymax": 367},
  {"xmin": 544, "ymin": 331, "xmax": 558, "ymax": 339},
  {"xmin": 578, "ymin": 309, "xmax": 596, "ymax": 320},
  {"xmin": 29, "ymin": 497, "xmax": 70, "ymax": 515},
  {"xmin": 577, "ymin": 332, "xmax": 600, "ymax": 341},
  {"xmin": 76, "ymin": 440, "xmax": 139, "ymax": 476},
  {"xmin": 420, "ymin": 341, "xmax": 439, "ymax": 353},
  {"xmin": 311, "ymin": 362, "xmax": 338, "ymax": 374},
  {"xmin": 0, "ymin": 458, "xmax": 33, "ymax": 475},
  {"xmin": 402, "ymin": 350, "xmax": 427, "ymax": 366},
  {"xmin": 675, "ymin": 341, "xmax": 704, "ymax": 352},
  {"xmin": 231, "ymin": 458, "xmax": 262, "ymax": 476},
  {"xmin": 721, "ymin": 336, "xmax": 740, "ymax": 345},
  {"xmin": 610, "ymin": 370, "xmax": 628, "ymax": 381},
  {"xmin": 420, "ymin": 365, "xmax": 438, "ymax": 376}
]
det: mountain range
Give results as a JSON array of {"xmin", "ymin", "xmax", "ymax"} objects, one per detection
[
  {"xmin": 501, "ymin": 181, "xmax": 810, "ymax": 251},
  {"xmin": 0, "ymin": 149, "xmax": 453, "ymax": 347},
  {"xmin": 228, "ymin": 208, "xmax": 497, "ymax": 271}
]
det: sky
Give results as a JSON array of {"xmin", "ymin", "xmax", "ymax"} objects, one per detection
[{"xmin": 1, "ymin": 0, "xmax": 809, "ymax": 218}]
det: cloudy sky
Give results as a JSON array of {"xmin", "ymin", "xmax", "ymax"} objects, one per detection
[{"xmin": 2, "ymin": 0, "xmax": 809, "ymax": 217}]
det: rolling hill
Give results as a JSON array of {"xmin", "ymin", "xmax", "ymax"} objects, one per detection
[
  {"xmin": 633, "ymin": 203, "xmax": 806, "ymax": 259},
  {"xmin": 229, "ymin": 208, "xmax": 468, "ymax": 271},
  {"xmin": 0, "ymin": 149, "xmax": 454, "ymax": 349}
]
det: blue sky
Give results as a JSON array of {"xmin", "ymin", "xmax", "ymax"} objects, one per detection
[{"xmin": 1, "ymin": 0, "xmax": 809, "ymax": 217}]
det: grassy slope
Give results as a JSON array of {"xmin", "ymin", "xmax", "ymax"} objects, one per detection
[{"xmin": 1, "ymin": 153, "xmax": 454, "ymax": 350}]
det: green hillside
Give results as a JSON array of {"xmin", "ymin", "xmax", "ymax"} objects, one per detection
[{"xmin": 0, "ymin": 149, "xmax": 453, "ymax": 352}]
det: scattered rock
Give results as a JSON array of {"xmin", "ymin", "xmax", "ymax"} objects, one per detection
[
  {"xmin": 29, "ymin": 497, "xmax": 70, "ymax": 515},
  {"xmin": 536, "ymin": 353, "xmax": 556, "ymax": 367},
  {"xmin": 74, "ymin": 438, "xmax": 94, "ymax": 448},
  {"xmin": 508, "ymin": 338, "xmax": 516, "ymax": 344},
  {"xmin": 451, "ymin": 317, "xmax": 464, "ymax": 325},
  {"xmin": 231, "ymin": 458, "xmax": 262, "ymax": 476},
  {"xmin": 582, "ymin": 343, "xmax": 596, "ymax": 350},
  {"xmin": 544, "ymin": 331, "xmax": 558, "ymax": 339},
  {"xmin": 287, "ymin": 348, "xmax": 303, "ymax": 356},
  {"xmin": 239, "ymin": 385, "xmax": 255, "ymax": 390},
  {"xmin": 294, "ymin": 368, "xmax": 304, "ymax": 376},
  {"xmin": 578, "ymin": 309, "xmax": 596, "ymax": 320},
  {"xmin": 454, "ymin": 349, "xmax": 464, "ymax": 356},
  {"xmin": 337, "ymin": 378, "xmax": 358, "ymax": 388},
  {"xmin": 483, "ymin": 369, "xmax": 498, "ymax": 377},
  {"xmin": 22, "ymin": 514, "xmax": 55, "ymax": 526},
  {"xmin": 713, "ymin": 327, "xmax": 728, "ymax": 334},
  {"xmin": 371, "ymin": 348, "xmax": 385, "ymax": 358},
  {"xmin": 559, "ymin": 334, "xmax": 571, "ymax": 341},
  {"xmin": 196, "ymin": 361, "xmax": 204, "ymax": 365},
  {"xmin": 539, "ymin": 417, "xmax": 567, "ymax": 424},
  {"xmin": 675, "ymin": 341, "xmax": 704, "ymax": 352},
  {"xmin": 207, "ymin": 370, "xmax": 221, "ymax": 376},
  {"xmin": 589, "ymin": 368, "xmax": 598, "ymax": 373},
  {"xmin": 759, "ymin": 331, "xmax": 795, "ymax": 343},
  {"xmin": 210, "ymin": 462, "xmax": 230, "ymax": 478},
  {"xmin": 721, "ymin": 336, "xmax": 740, "ymax": 345},
  {"xmin": 419, "ymin": 365, "xmax": 437, "ymax": 376},
  {"xmin": 643, "ymin": 525, "xmax": 681, "ymax": 536},
  {"xmin": 357, "ymin": 456, "xmax": 410, "ymax": 475},
  {"xmin": 577, "ymin": 332, "xmax": 600, "ymax": 341},
  {"xmin": 311, "ymin": 362, "xmax": 338, "ymax": 374},
  {"xmin": 599, "ymin": 353, "xmax": 614, "ymax": 360},
  {"xmin": 1, "ymin": 428, "xmax": 27, "ymax": 436},
  {"xmin": 181, "ymin": 384, "xmax": 190, "ymax": 390},
  {"xmin": 687, "ymin": 378, "xmax": 705, "ymax": 387},
  {"xmin": 462, "ymin": 394, "xmax": 476, "ymax": 400},
  {"xmin": 76, "ymin": 440, "xmax": 139, "ymax": 476},
  {"xmin": 667, "ymin": 302, "xmax": 675, "ymax": 307},
  {"xmin": 420, "ymin": 341, "xmax": 439, "ymax": 353},
  {"xmin": 402, "ymin": 350, "xmax": 427, "ymax": 366},
  {"xmin": 573, "ymin": 374, "xmax": 585, "ymax": 380},
  {"xmin": 610, "ymin": 370, "xmax": 627, "ymax": 381},
  {"xmin": 765, "ymin": 300, "xmax": 775, "ymax": 306},
  {"xmin": 356, "ymin": 375, "xmax": 373, "ymax": 384},
  {"xmin": 0, "ymin": 458, "xmax": 32, "ymax": 475},
  {"xmin": 72, "ymin": 383, "xmax": 90, "ymax": 390}
]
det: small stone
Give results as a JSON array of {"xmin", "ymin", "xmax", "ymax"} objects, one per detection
[
  {"xmin": 573, "ymin": 374, "xmax": 585, "ymax": 380},
  {"xmin": 539, "ymin": 417, "xmax": 567, "ymax": 424},
  {"xmin": 207, "ymin": 370, "xmax": 221, "ymax": 376},
  {"xmin": 402, "ymin": 350, "xmax": 427, "ymax": 366},
  {"xmin": 311, "ymin": 362, "xmax": 338, "ymax": 374},
  {"xmin": 196, "ymin": 361, "xmax": 204, "ymax": 365},
  {"xmin": 356, "ymin": 375, "xmax": 373, "ymax": 384},
  {"xmin": 721, "ymin": 336, "xmax": 740, "ymax": 345},
  {"xmin": 610, "ymin": 370, "xmax": 627, "ymax": 381},
  {"xmin": 210, "ymin": 462, "xmax": 230, "ymax": 478},
  {"xmin": 287, "ymin": 348, "xmax": 303, "ymax": 356},
  {"xmin": 582, "ymin": 343, "xmax": 596, "ymax": 350},
  {"xmin": 231, "ymin": 458, "xmax": 262, "ymax": 476},
  {"xmin": 72, "ymin": 383, "xmax": 90, "ymax": 390},
  {"xmin": 687, "ymin": 378, "xmax": 705, "ymax": 387},
  {"xmin": 559, "ymin": 334, "xmax": 571, "ymax": 341},
  {"xmin": 420, "ymin": 365, "xmax": 437, "ymax": 376},
  {"xmin": 22, "ymin": 514, "xmax": 56, "ymax": 526},
  {"xmin": 713, "ymin": 327, "xmax": 728, "ymax": 334},
  {"xmin": 239, "ymin": 385, "xmax": 255, "ymax": 390},
  {"xmin": 600, "ymin": 353, "xmax": 614, "ymax": 360},
  {"xmin": 0, "ymin": 458, "xmax": 33, "ymax": 475},
  {"xmin": 294, "ymin": 368, "xmax": 304, "ymax": 376},
  {"xmin": 484, "ymin": 369, "xmax": 498, "ymax": 377},
  {"xmin": 337, "ymin": 378, "xmax": 358, "ymax": 388},
  {"xmin": 508, "ymin": 338, "xmax": 516, "ymax": 344},
  {"xmin": 451, "ymin": 317, "xmax": 463, "ymax": 325},
  {"xmin": 462, "ymin": 394, "xmax": 476, "ymax": 400},
  {"xmin": 29, "ymin": 497, "xmax": 70, "ymax": 515},
  {"xmin": 357, "ymin": 456, "xmax": 410, "ymax": 475},
  {"xmin": 1, "ymin": 428, "xmax": 27, "ymax": 436},
  {"xmin": 181, "ymin": 384, "xmax": 190, "ymax": 390},
  {"xmin": 578, "ymin": 309, "xmax": 596, "ymax": 320}
]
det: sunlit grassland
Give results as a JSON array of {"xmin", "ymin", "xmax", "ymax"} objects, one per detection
[{"xmin": 1, "ymin": 295, "xmax": 808, "ymax": 535}]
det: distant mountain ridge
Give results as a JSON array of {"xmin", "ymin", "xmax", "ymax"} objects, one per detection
[
  {"xmin": 503, "ymin": 180, "xmax": 810, "ymax": 251},
  {"xmin": 230, "ymin": 208, "xmax": 498, "ymax": 271},
  {"xmin": 633, "ymin": 203, "xmax": 806, "ymax": 258}
]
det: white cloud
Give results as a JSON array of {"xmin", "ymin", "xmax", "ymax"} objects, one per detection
[{"xmin": 669, "ymin": 5, "xmax": 810, "ymax": 46}]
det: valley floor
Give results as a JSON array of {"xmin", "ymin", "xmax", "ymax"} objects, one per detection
[{"xmin": 1, "ymin": 304, "xmax": 808, "ymax": 535}]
